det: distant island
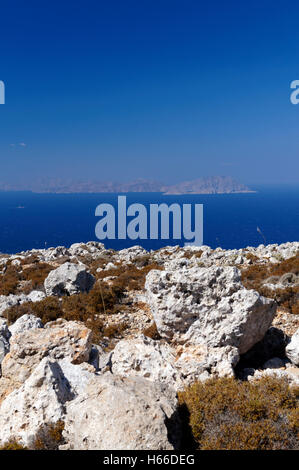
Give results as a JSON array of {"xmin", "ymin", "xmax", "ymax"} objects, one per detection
[
  {"xmin": 162, "ymin": 176, "xmax": 255, "ymax": 195},
  {"xmin": 0, "ymin": 176, "xmax": 255, "ymax": 194}
]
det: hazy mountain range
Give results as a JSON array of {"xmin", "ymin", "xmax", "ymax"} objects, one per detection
[{"xmin": 0, "ymin": 176, "xmax": 254, "ymax": 194}]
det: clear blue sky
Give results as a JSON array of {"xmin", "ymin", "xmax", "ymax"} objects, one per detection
[{"xmin": 0, "ymin": 0, "xmax": 299, "ymax": 185}]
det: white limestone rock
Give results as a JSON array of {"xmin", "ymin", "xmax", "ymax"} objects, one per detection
[
  {"xmin": 62, "ymin": 373, "xmax": 181, "ymax": 450},
  {"xmin": 0, "ymin": 291, "xmax": 46, "ymax": 317},
  {"xmin": 145, "ymin": 266, "xmax": 275, "ymax": 376},
  {"xmin": 286, "ymin": 328, "xmax": 299, "ymax": 366},
  {"xmin": 145, "ymin": 266, "xmax": 276, "ymax": 355},
  {"xmin": 44, "ymin": 262, "xmax": 95, "ymax": 296},
  {"xmin": 9, "ymin": 314, "xmax": 43, "ymax": 337},
  {"xmin": 111, "ymin": 335, "xmax": 184, "ymax": 390},
  {"xmin": 0, "ymin": 319, "xmax": 10, "ymax": 367},
  {"xmin": 1, "ymin": 319, "xmax": 92, "ymax": 383},
  {"xmin": 0, "ymin": 358, "xmax": 73, "ymax": 448}
]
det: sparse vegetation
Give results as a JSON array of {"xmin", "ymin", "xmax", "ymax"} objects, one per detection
[
  {"xmin": 0, "ymin": 258, "xmax": 55, "ymax": 296},
  {"xmin": 0, "ymin": 439, "xmax": 28, "ymax": 450},
  {"xmin": 142, "ymin": 321, "xmax": 161, "ymax": 340},
  {"xmin": 96, "ymin": 263, "xmax": 163, "ymax": 292},
  {"xmin": 241, "ymin": 253, "xmax": 299, "ymax": 314},
  {"xmin": 179, "ymin": 376, "xmax": 299, "ymax": 450},
  {"xmin": 33, "ymin": 421, "xmax": 65, "ymax": 450},
  {"xmin": 4, "ymin": 280, "xmax": 129, "ymax": 344}
]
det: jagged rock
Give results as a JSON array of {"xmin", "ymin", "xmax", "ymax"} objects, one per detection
[
  {"xmin": 88, "ymin": 345, "xmax": 112, "ymax": 372},
  {"xmin": 286, "ymin": 328, "xmax": 299, "ymax": 366},
  {"xmin": 145, "ymin": 266, "xmax": 276, "ymax": 354},
  {"xmin": 249, "ymin": 367, "xmax": 299, "ymax": 387},
  {"xmin": 152, "ymin": 242, "xmax": 299, "ymax": 270},
  {"xmin": 9, "ymin": 314, "xmax": 43, "ymax": 337},
  {"xmin": 0, "ymin": 291, "xmax": 46, "ymax": 317},
  {"xmin": 62, "ymin": 373, "xmax": 181, "ymax": 450},
  {"xmin": 56, "ymin": 358, "xmax": 96, "ymax": 396},
  {"xmin": 1, "ymin": 319, "xmax": 92, "ymax": 382},
  {"xmin": 27, "ymin": 290, "xmax": 46, "ymax": 303},
  {"xmin": 0, "ymin": 319, "xmax": 10, "ymax": 368},
  {"xmin": 0, "ymin": 358, "xmax": 73, "ymax": 448},
  {"xmin": 116, "ymin": 246, "xmax": 148, "ymax": 263},
  {"xmin": 68, "ymin": 242, "xmax": 105, "ymax": 259},
  {"xmin": 111, "ymin": 335, "xmax": 239, "ymax": 388},
  {"xmin": 43, "ymin": 246, "xmax": 70, "ymax": 261},
  {"xmin": 111, "ymin": 335, "xmax": 184, "ymax": 390},
  {"xmin": 0, "ymin": 377, "xmax": 20, "ymax": 406},
  {"xmin": 174, "ymin": 343, "xmax": 239, "ymax": 383},
  {"xmin": 44, "ymin": 262, "xmax": 95, "ymax": 296},
  {"xmin": 145, "ymin": 266, "xmax": 275, "ymax": 376}
]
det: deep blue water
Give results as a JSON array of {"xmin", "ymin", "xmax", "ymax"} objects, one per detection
[{"xmin": 0, "ymin": 185, "xmax": 298, "ymax": 254}]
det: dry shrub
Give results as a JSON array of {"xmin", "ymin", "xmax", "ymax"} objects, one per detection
[
  {"xmin": 0, "ymin": 439, "xmax": 27, "ymax": 450},
  {"xmin": 96, "ymin": 263, "xmax": 163, "ymax": 292},
  {"xmin": 33, "ymin": 421, "xmax": 65, "ymax": 450},
  {"xmin": 241, "ymin": 253, "xmax": 299, "ymax": 314},
  {"xmin": 5, "ymin": 297, "xmax": 63, "ymax": 325},
  {"xmin": 0, "ymin": 264, "xmax": 21, "ymax": 295},
  {"xmin": 3, "ymin": 260, "xmax": 161, "ymax": 344},
  {"xmin": 142, "ymin": 322, "xmax": 161, "ymax": 340},
  {"xmin": 245, "ymin": 253, "xmax": 260, "ymax": 264},
  {"xmin": 183, "ymin": 250, "xmax": 203, "ymax": 260},
  {"xmin": 4, "ymin": 281, "xmax": 127, "ymax": 344},
  {"xmin": 179, "ymin": 376, "xmax": 299, "ymax": 450},
  {"xmin": 21, "ymin": 263, "xmax": 54, "ymax": 292},
  {"xmin": 0, "ymin": 258, "xmax": 54, "ymax": 296}
]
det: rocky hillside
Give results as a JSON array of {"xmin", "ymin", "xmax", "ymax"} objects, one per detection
[
  {"xmin": 0, "ymin": 176, "xmax": 252, "ymax": 194},
  {"xmin": 0, "ymin": 241, "xmax": 298, "ymax": 450}
]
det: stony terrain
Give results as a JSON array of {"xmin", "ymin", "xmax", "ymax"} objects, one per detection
[{"xmin": 0, "ymin": 240, "xmax": 298, "ymax": 450}]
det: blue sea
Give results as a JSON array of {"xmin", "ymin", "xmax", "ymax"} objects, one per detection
[{"xmin": 0, "ymin": 185, "xmax": 298, "ymax": 254}]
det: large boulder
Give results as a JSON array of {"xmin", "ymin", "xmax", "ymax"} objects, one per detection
[
  {"xmin": 111, "ymin": 335, "xmax": 240, "ymax": 388},
  {"xmin": 1, "ymin": 319, "xmax": 92, "ymax": 382},
  {"xmin": 62, "ymin": 373, "xmax": 181, "ymax": 450},
  {"xmin": 145, "ymin": 266, "xmax": 276, "ymax": 354},
  {"xmin": 9, "ymin": 314, "xmax": 43, "ymax": 337},
  {"xmin": 286, "ymin": 328, "xmax": 299, "ymax": 366},
  {"xmin": 145, "ymin": 266, "xmax": 276, "ymax": 376},
  {"xmin": 44, "ymin": 262, "xmax": 95, "ymax": 296},
  {"xmin": 111, "ymin": 335, "xmax": 184, "ymax": 390},
  {"xmin": 0, "ymin": 358, "xmax": 73, "ymax": 448}
]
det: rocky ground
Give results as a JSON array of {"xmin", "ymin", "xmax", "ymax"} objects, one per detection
[{"xmin": 0, "ymin": 240, "xmax": 298, "ymax": 450}]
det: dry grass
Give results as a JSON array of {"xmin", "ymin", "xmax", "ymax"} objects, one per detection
[
  {"xmin": 32, "ymin": 421, "xmax": 65, "ymax": 450},
  {"xmin": 142, "ymin": 322, "xmax": 161, "ymax": 340},
  {"xmin": 0, "ymin": 439, "xmax": 28, "ymax": 450},
  {"xmin": 0, "ymin": 258, "xmax": 55, "ymax": 296},
  {"xmin": 4, "ymin": 280, "xmax": 128, "ymax": 344},
  {"xmin": 241, "ymin": 253, "xmax": 299, "ymax": 314},
  {"xmin": 179, "ymin": 375, "xmax": 299, "ymax": 450}
]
